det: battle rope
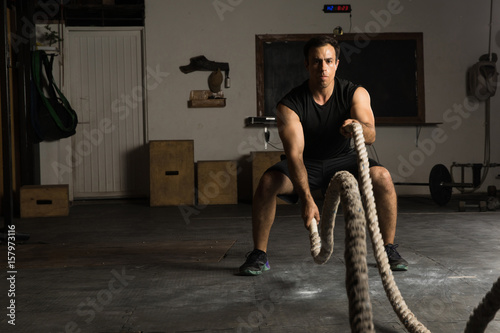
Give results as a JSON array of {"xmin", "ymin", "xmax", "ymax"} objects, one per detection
[
  {"xmin": 464, "ymin": 276, "xmax": 500, "ymax": 333},
  {"xmin": 309, "ymin": 170, "xmax": 375, "ymax": 332},
  {"xmin": 308, "ymin": 122, "xmax": 500, "ymax": 332}
]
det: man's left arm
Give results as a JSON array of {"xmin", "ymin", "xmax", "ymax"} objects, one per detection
[{"xmin": 340, "ymin": 87, "xmax": 376, "ymax": 145}]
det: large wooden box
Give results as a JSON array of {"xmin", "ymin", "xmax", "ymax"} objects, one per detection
[
  {"xmin": 20, "ymin": 185, "xmax": 69, "ymax": 218},
  {"xmin": 149, "ymin": 140, "xmax": 195, "ymax": 206},
  {"xmin": 197, "ymin": 161, "xmax": 237, "ymax": 205},
  {"xmin": 251, "ymin": 151, "xmax": 287, "ymax": 204}
]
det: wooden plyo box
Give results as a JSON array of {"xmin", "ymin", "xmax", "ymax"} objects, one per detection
[
  {"xmin": 20, "ymin": 185, "xmax": 69, "ymax": 218},
  {"xmin": 149, "ymin": 140, "xmax": 195, "ymax": 206},
  {"xmin": 197, "ymin": 161, "xmax": 237, "ymax": 205},
  {"xmin": 251, "ymin": 151, "xmax": 287, "ymax": 204}
]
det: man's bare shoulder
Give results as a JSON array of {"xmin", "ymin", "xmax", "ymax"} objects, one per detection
[{"xmin": 276, "ymin": 103, "xmax": 300, "ymax": 126}]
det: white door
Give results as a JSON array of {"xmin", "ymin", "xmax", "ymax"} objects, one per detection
[{"xmin": 65, "ymin": 27, "xmax": 147, "ymax": 199}]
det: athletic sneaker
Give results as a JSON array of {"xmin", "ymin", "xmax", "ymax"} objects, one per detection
[
  {"xmin": 239, "ymin": 249, "xmax": 270, "ymax": 276},
  {"xmin": 385, "ymin": 244, "xmax": 408, "ymax": 271}
]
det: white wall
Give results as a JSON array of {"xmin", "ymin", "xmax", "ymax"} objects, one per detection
[
  {"xmin": 38, "ymin": 0, "xmax": 500, "ymax": 198},
  {"xmin": 143, "ymin": 0, "xmax": 500, "ymax": 196}
]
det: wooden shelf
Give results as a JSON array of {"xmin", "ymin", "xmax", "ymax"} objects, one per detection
[
  {"xmin": 188, "ymin": 99, "xmax": 226, "ymax": 108},
  {"xmin": 377, "ymin": 122, "xmax": 442, "ymax": 127}
]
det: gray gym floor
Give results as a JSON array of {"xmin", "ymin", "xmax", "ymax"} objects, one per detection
[{"xmin": 1, "ymin": 194, "xmax": 499, "ymax": 332}]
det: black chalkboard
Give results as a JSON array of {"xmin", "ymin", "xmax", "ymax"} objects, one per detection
[{"xmin": 256, "ymin": 33, "xmax": 426, "ymax": 125}]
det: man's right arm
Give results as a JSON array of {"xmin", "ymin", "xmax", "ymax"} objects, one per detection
[{"xmin": 276, "ymin": 103, "xmax": 320, "ymax": 228}]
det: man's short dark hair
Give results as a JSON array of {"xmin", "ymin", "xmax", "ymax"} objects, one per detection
[{"xmin": 303, "ymin": 36, "xmax": 340, "ymax": 63}]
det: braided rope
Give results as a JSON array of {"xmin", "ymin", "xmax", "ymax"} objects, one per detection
[
  {"xmin": 464, "ymin": 276, "xmax": 500, "ymax": 333},
  {"xmin": 352, "ymin": 123, "xmax": 432, "ymax": 333},
  {"xmin": 309, "ymin": 122, "xmax": 431, "ymax": 332},
  {"xmin": 309, "ymin": 122, "xmax": 500, "ymax": 332},
  {"xmin": 310, "ymin": 171, "xmax": 374, "ymax": 332}
]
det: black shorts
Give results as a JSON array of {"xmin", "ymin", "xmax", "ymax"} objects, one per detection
[{"xmin": 267, "ymin": 152, "xmax": 382, "ymax": 204}]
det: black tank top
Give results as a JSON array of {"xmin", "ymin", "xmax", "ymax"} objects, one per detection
[{"xmin": 279, "ymin": 77, "xmax": 360, "ymax": 160}]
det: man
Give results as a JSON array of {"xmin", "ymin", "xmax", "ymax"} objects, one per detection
[{"xmin": 239, "ymin": 35, "xmax": 408, "ymax": 276}]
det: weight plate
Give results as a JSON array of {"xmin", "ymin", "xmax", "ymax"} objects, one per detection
[{"xmin": 429, "ymin": 164, "xmax": 453, "ymax": 206}]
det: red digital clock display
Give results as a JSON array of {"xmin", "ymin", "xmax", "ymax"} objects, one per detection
[{"xmin": 323, "ymin": 4, "xmax": 352, "ymax": 13}]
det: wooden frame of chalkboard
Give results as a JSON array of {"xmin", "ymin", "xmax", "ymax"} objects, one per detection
[{"xmin": 255, "ymin": 33, "xmax": 426, "ymax": 125}]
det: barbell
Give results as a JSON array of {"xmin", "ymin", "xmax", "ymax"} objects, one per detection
[
  {"xmin": 395, "ymin": 164, "xmax": 475, "ymax": 206},
  {"xmin": 428, "ymin": 164, "xmax": 476, "ymax": 206}
]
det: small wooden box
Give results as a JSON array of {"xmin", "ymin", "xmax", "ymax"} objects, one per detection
[
  {"xmin": 188, "ymin": 90, "xmax": 226, "ymax": 108},
  {"xmin": 149, "ymin": 140, "xmax": 195, "ymax": 206},
  {"xmin": 197, "ymin": 161, "xmax": 237, "ymax": 205},
  {"xmin": 20, "ymin": 185, "xmax": 69, "ymax": 218},
  {"xmin": 251, "ymin": 151, "xmax": 287, "ymax": 204}
]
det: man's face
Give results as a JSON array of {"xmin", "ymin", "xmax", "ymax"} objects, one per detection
[{"xmin": 305, "ymin": 44, "xmax": 339, "ymax": 89}]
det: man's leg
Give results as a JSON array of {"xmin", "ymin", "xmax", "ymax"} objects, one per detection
[
  {"xmin": 239, "ymin": 170, "xmax": 295, "ymax": 276},
  {"xmin": 252, "ymin": 170, "xmax": 295, "ymax": 252},
  {"xmin": 370, "ymin": 166, "xmax": 408, "ymax": 271},
  {"xmin": 370, "ymin": 166, "xmax": 397, "ymax": 245}
]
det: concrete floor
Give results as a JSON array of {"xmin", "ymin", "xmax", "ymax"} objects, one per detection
[{"xmin": 1, "ymin": 194, "xmax": 500, "ymax": 333}]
